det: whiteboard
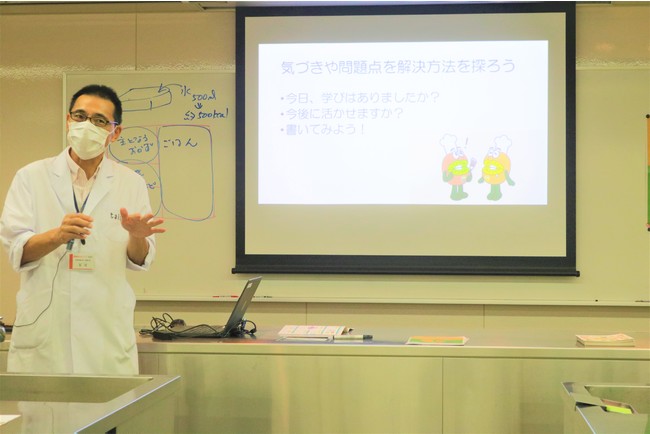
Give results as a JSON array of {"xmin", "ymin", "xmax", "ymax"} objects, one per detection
[{"xmin": 64, "ymin": 72, "xmax": 242, "ymax": 296}]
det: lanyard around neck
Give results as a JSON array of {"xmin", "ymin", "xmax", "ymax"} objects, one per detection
[
  {"xmin": 70, "ymin": 189, "xmax": 90, "ymax": 247},
  {"xmin": 73, "ymin": 189, "xmax": 90, "ymax": 214}
]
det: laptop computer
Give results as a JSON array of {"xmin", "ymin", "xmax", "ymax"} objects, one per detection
[{"xmin": 152, "ymin": 276, "xmax": 262, "ymax": 340}]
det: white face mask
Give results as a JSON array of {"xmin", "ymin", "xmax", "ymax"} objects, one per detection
[{"xmin": 67, "ymin": 121, "xmax": 113, "ymax": 160}]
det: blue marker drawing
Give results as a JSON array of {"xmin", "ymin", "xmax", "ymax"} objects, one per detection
[
  {"xmin": 119, "ymin": 85, "xmax": 173, "ymax": 112},
  {"xmin": 109, "ymin": 125, "xmax": 215, "ymax": 221},
  {"xmin": 109, "ymin": 81, "xmax": 230, "ymax": 221}
]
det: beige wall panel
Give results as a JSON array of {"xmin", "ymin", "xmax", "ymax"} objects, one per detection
[
  {"xmin": 484, "ymin": 305, "xmax": 650, "ymax": 332},
  {"xmin": 135, "ymin": 11, "xmax": 235, "ymax": 70},
  {"xmin": 0, "ymin": 14, "xmax": 136, "ymax": 69},
  {"xmin": 307, "ymin": 302, "xmax": 484, "ymax": 329},
  {"xmin": 0, "ymin": 12, "xmax": 136, "ymax": 200},
  {"xmin": 574, "ymin": 68, "xmax": 649, "ymax": 297},
  {"xmin": 1, "ymin": 81, "xmax": 66, "ymax": 180},
  {"xmin": 576, "ymin": 4, "xmax": 650, "ymax": 64}
]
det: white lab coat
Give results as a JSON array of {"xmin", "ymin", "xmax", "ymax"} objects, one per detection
[{"xmin": 0, "ymin": 148, "xmax": 156, "ymax": 375}]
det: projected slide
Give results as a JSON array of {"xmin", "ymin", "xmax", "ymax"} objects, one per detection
[
  {"xmin": 258, "ymin": 41, "xmax": 548, "ymax": 205},
  {"xmin": 236, "ymin": 2, "xmax": 576, "ymax": 275}
]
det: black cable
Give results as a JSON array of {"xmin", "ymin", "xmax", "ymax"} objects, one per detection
[
  {"xmin": 140, "ymin": 313, "xmax": 177, "ymax": 335},
  {"xmin": 141, "ymin": 314, "xmax": 226, "ymax": 337},
  {"xmin": 240, "ymin": 319, "xmax": 257, "ymax": 335},
  {"xmin": 140, "ymin": 314, "xmax": 257, "ymax": 337},
  {"xmin": 14, "ymin": 249, "xmax": 67, "ymax": 328}
]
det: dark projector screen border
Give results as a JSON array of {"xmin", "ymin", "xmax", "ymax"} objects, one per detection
[{"xmin": 233, "ymin": 2, "xmax": 577, "ymax": 277}]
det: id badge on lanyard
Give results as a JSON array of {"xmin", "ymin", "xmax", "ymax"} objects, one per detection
[{"xmin": 68, "ymin": 189, "xmax": 95, "ymax": 271}]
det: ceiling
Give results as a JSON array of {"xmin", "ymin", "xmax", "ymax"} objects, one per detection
[
  {"xmin": 0, "ymin": 0, "xmax": 437, "ymax": 12},
  {"xmin": 0, "ymin": 0, "xmax": 623, "ymax": 15}
]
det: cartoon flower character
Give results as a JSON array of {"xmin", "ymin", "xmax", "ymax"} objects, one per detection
[
  {"xmin": 440, "ymin": 135, "xmax": 475, "ymax": 201},
  {"xmin": 478, "ymin": 135, "xmax": 515, "ymax": 201}
]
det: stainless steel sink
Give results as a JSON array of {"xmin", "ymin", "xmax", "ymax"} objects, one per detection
[
  {"xmin": 0, "ymin": 373, "xmax": 180, "ymax": 433},
  {"xmin": 0, "ymin": 373, "xmax": 153, "ymax": 403},
  {"xmin": 585, "ymin": 385, "xmax": 650, "ymax": 414},
  {"xmin": 562, "ymin": 382, "xmax": 650, "ymax": 434}
]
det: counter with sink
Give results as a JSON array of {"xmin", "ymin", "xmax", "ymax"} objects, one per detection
[
  {"xmin": 0, "ymin": 373, "xmax": 180, "ymax": 433},
  {"xmin": 562, "ymin": 382, "xmax": 650, "ymax": 434}
]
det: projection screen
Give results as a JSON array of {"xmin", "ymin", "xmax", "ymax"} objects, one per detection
[{"xmin": 233, "ymin": 2, "xmax": 577, "ymax": 276}]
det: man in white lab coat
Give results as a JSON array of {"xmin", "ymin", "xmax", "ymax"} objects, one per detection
[{"xmin": 0, "ymin": 84, "xmax": 165, "ymax": 375}]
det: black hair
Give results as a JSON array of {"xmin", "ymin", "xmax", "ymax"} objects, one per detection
[{"xmin": 68, "ymin": 84, "xmax": 123, "ymax": 125}]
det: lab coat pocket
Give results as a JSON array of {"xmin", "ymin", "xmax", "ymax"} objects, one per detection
[{"xmin": 12, "ymin": 289, "xmax": 53, "ymax": 349}]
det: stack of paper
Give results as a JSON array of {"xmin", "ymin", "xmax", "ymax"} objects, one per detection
[
  {"xmin": 278, "ymin": 325, "xmax": 350, "ymax": 339},
  {"xmin": 0, "ymin": 415, "xmax": 21, "ymax": 426},
  {"xmin": 576, "ymin": 333, "xmax": 635, "ymax": 347}
]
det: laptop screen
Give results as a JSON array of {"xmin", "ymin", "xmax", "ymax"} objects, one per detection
[{"xmin": 223, "ymin": 276, "xmax": 262, "ymax": 333}]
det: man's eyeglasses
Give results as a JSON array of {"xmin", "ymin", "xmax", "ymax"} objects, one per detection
[{"xmin": 69, "ymin": 111, "xmax": 117, "ymax": 128}]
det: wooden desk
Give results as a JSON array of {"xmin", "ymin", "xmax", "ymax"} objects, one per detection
[{"xmin": 134, "ymin": 328, "xmax": 650, "ymax": 434}]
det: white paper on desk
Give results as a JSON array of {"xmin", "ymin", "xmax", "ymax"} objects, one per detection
[
  {"xmin": 0, "ymin": 415, "xmax": 21, "ymax": 426},
  {"xmin": 279, "ymin": 336, "xmax": 333, "ymax": 342},
  {"xmin": 278, "ymin": 325, "xmax": 349, "ymax": 337}
]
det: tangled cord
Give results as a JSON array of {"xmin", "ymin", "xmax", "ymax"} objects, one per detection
[{"xmin": 139, "ymin": 313, "xmax": 257, "ymax": 337}]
